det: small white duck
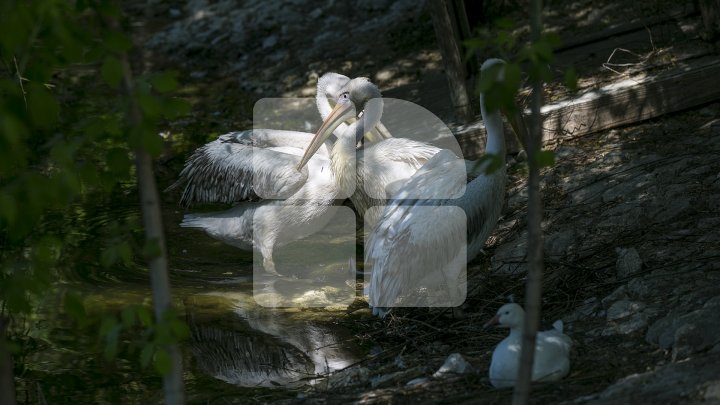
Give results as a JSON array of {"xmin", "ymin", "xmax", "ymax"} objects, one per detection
[{"xmin": 484, "ymin": 303, "xmax": 572, "ymax": 388}]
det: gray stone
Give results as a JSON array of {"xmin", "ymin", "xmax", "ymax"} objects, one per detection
[
  {"xmin": 616, "ymin": 247, "xmax": 642, "ymax": 279},
  {"xmin": 491, "ymin": 236, "xmax": 528, "ymax": 275},
  {"xmin": 262, "ymin": 35, "xmax": 278, "ymax": 49},
  {"xmin": 672, "ymin": 320, "xmax": 720, "ymax": 361},
  {"xmin": 601, "ymin": 285, "xmax": 628, "ymax": 307},
  {"xmin": 357, "ymin": 0, "xmax": 391, "ymax": 10},
  {"xmin": 607, "ymin": 300, "xmax": 646, "ymax": 320},
  {"xmin": 574, "ymin": 352, "xmax": 720, "ymax": 403},
  {"xmin": 544, "ymin": 230, "xmax": 577, "ymax": 259},
  {"xmin": 433, "ymin": 353, "xmax": 473, "ymax": 377},
  {"xmin": 326, "ymin": 367, "xmax": 370, "ymax": 389},
  {"xmin": 370, "ymin": 366, "xmax": 428, "ymax": 388},
  {"xmin": 626, "ymin": 277, "xmax": 653, "ymax": 299},
  {"xmin": 406, "ymin": 377, "xmax": 429, "ymax": 386},
  {"xmin": 309, "ymin": 8, "xmax": 323, "ymax": 19}
]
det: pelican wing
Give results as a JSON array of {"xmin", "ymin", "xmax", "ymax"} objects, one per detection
[
  {"xmin": 360, "ymin": 138, "xmax": 441, "ymax": 201},
  {"xmin": 366, "ymin": 150, "xmax": 469, "ymax": 309},
  {"xmin": 169, "ymin": 131, "xmax": 313, "ymax": 207}
]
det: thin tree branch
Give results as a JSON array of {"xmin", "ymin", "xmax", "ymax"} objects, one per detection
[{"xmin": 513, "ymin": 0, "xmax": 546, "ymax": 403}]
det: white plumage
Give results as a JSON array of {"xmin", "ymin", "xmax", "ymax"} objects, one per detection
[
  {"xmin": 364, "ymin": 58, "xmax": 510, "ymax": 316},
  {"xmin": 296, "ymin": 77, "xmax": 444, "ymax": 230},
  {"xmin": 484, "ymin": 303, "xmax": 572, "ymax": 388},
  {"xmin": 171, "ymin": 73, "xmax": 385, "ymax": 275}
]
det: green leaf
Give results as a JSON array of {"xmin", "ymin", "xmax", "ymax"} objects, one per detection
[
  {"xmin": 163, "ymin": 98, "xmax": 191, "ymax": 119},
  {"xmin": 140, "ymin": 344, "xmax": 155, "ymax": 368},
  {"xmin": 169, "ymin": 319, "xmax": 189, "ymax": 340},
  {"xmin": 27, "ymin": 84, "xmax": 60, "ymax": 129},
  {"xmin": 536, "ymin": 149, "xmax": 555, "ymax": 168},
  {"xmin": 106, "ymin": 148, "xmax": 131, "ymax": 175},
  {"xmin": 63, "ymin": 291, "xmax": 86, "ymax": 320},
  {"xmin": 99, "ymin": 316, "xmax": 117, "ymax": 338},
  {"xmin": 101, "ymin": 56, "xmax": 123, "ymax": 88},
  {"xmin": 564, "ymin": 67, "xmax": 578, "ymax": 92},
  {"xmin": 121, "ymin": 306, "xmax": 136, "ymax": 328},
  {"xmin": 462, "ymin": 38, "xmax": 486, "ymax": 50},
  {"xmin": 137, "ymin": 306, "xmax": 153, "ymax": 327},
  {"xmin": 104, "ymin": 31, "xmax": 133, "ymax": 52},
  {"xmin": 154, "ymin": 348, "xmax": 172, "ymax": 375},
  {"xmin": 494, "ymin": 17, "xmax": 514, "ymax": 29},
  {"xmin": 117, "ymin": 241, "xmax": 132, "ymax": 265},
  {"xmin": 0, "ymin": 193, "xmax": 17, "ymax": 224},
  {"xmin": 137, "ymin": 93, "xmax": 162, "ymax": 118},
  {"xmin": 104, "ymin": 324, "xmax": 122, "ymax": 360},
  {"xmin": 151, "ymin": 71, "xmax": 178, "ymax": 93}
]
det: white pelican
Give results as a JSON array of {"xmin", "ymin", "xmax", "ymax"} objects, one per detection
[
  {"xmin": 171, "ymin": 73, "xmax": 389, "ymax": 275},
  {"xmin": 484, "ymin": 303, "xmax": 572, "ymax": 388},
  {"xmin": 295, "ymin": 77, "xmax": 445, "ymax": 230},
  {"xmin": 364, "ymin": 58, "xmax": 515, "ymax": 316}
]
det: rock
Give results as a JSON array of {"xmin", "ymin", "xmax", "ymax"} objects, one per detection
[
  {"xmin": 433, "ymin": 353, "xmax": 473, "ymax": 377},
  {"xmin": 326, "ymin": 367, "xmax": 370, "ymax": 389},
  {"xmin": 554, "ymin": 145, "xmax": 583, "ymax": 160},
  {"xmin": 308, "ymin": 8, "xmax": 323, "ymax": 19},
  {"xmin": 262, "ymin": 35, "xmax": 277, "ymax": 49},
  {"xmin": 169, "ymin": 8, "xmax": 182, "ymax": 18},
  {"xmin": 602, "ymin": 312, "xmax": 648, "ymax": 336},
  {"xmin": 607, "ymin": 300, "xmax": 646, "ymax": 320},
  {"xmin": 574, "ymin": 352, "xmax": 720, "ymax": 403},
  {"xmin": 544, "ymin": 229, "xmax": 577, "ymax": 259},
  {"xmin": 406, "ymin": 377, "xmax": 429, "ymax": 386},
  {"xmin": 189, "ymin": 71, "xmax": 207, "ymax": 79},
  {"xmin": 491, "ymin": 232, "xmax": 528, "ymax": 275},
  {"xmin": 357, "ymin": 0, "xmax": 391, "ymax": 10},
  {"xmin": 646, "ymin": 298, "xmax": 720, "ymax": 355},
  {"xmin": 601, "ymin": 285, "xmax": 628, "ymax": 307},
  {"xmin": 601, "ymin": 300, "xmax": 648, "ymax": 336},
  {"xmin": 370, "ymin": 366, "xmax": 428, "ymax": 388},
  {"xmin": 616, "ymin": 247, "xmax": 642, "ymax": 279},
  {"xmin": 672, "ymin": 321, "xmax": 720, "ymax": 362}
]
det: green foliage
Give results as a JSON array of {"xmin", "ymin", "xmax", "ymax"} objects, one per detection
[
  {"xmin": 0, "ymin": 0, "xmax": 190, "ymax": 386},
  {"xmin": 536, "ymin": 149, "xmax": 555, "ymax": 168},
  {"xmin": 465, "ymin": 18, "xmax": 580, "ymax": 168}
]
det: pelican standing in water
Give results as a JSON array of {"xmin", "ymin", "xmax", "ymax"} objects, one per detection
[
  {"xmin": 170, "ymin": 73, "xmax": 390, "ymax": 275},
  {"xmin": 296, "ymin": 77, "xmax": 444, "ymax": 229},
  {"xmin": 365, "ymin": 59, "xmax": 516, "ymax": 316}
]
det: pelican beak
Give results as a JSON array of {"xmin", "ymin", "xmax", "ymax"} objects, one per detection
[
  {"xmin": 483, "ymin": 314, "xmax": 500, "ymax": 330},
  {"xmin": 503, "ymin": 107, "xmax": 530, "ymax": 153},
  {"xmin": 297, "ymin": 100, "xmax": 356, "ymax": 171}
]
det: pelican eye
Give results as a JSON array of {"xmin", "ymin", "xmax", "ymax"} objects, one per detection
[{"xmin": 339, "ymin": 92, "xmax": 349, "ymax": 101}]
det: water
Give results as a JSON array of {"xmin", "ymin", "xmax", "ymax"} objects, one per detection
[{"xmin": 14, "ymin": 190, "xmax": 365, "ymax": 402}]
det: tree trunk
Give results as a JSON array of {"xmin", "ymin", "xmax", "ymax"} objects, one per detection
[
  {"xmin": 121, "ymin": 56, "xmax": 186, "ymax": 405},
  {"xmin": 429, "ymin": 0, "xmax": 475, "ymax": 123},
  {"xmin": 513, "ymin": 0, "xmax": 545, "ymax": 404}
]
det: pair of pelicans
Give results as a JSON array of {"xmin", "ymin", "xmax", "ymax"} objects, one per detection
[
  {"xmin": 171, "ymin": 59, "xmax": 509, "ymax": 315},
  {"xmin": 171, "ymin": 59, "xmax": 573, "ymax": 387}
]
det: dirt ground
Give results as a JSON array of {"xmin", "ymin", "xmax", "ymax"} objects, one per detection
[{"xmin": 133, "ymin": 0, "xmax": 720, "ymax": 403}]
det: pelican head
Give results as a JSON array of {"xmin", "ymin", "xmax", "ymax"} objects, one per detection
[
  {"xmin": 297, "ymin": 77, "xmax": 383, "ymax": 171},
  {"xmin": 483, "ymin": 303, "xmax": 524, "ymax": 329}
]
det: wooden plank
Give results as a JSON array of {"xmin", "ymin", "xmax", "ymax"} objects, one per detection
[
  {"xmin": 538, "ymin": 56, "xmax": 720, "ymax": 143},
  {"xmin": 454, "ymin": 57, "xmax": 720, "ymax": 158},
  {"xmin": 429, "ymin": 0, "xmax": 474, "ymax": 123},
  {"xmin": 556, "ymin": 7, "xmax": 696, "ymax": 53}
]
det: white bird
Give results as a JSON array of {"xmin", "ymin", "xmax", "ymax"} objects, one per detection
[
  {"xmin": 484, "ymin": 303, "xmax": 572, "ymax": 388},
  {"xmin": 170, "ymin": 73, "xmax": 390, "ymax": 275},
  {"xmin": 296, "ymin": 77, "xmax": 444, "ymax": 230},
  {"xmin": 364, "ymin": 59, "xmax": 514, "ymax": 316}
]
